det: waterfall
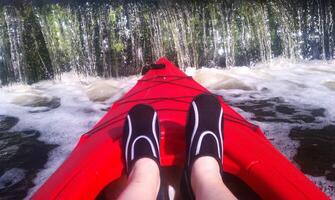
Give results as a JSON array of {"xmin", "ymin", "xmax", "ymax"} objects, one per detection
[
  {"xmin": 1, "ymin": 6, "xmax": 25, "ymax": 83},
  {"xmin": 0, "ymin": 0, "xmax": 334, "ymax": 85}
]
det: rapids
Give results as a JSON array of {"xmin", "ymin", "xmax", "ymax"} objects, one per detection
[{"xmin": 0, "ymin": 58, "xmax": 334, "ymax": 199}]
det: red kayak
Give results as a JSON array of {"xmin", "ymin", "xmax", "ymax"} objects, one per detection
[{"xmin": 33, "ymin": 57, "xmax": 328, "ymax": 199}]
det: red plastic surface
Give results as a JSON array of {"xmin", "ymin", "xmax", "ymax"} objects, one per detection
[{"xmin": 33, "ymin": 57, "xmax": 328, "ymax": 200}]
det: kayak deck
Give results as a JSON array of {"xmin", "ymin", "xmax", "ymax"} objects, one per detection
[{"xmin": 33, "ymin": 57, "xmax": 328, "ymax": 200}]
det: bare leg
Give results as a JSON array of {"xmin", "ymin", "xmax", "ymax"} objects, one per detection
[
  {"xmin": 191, "ymin": 156, "xmax": 237, "ymax": 200},
  {"xmin": 118, "ymin": 158, "xmax": 160, "ymax": 200}
]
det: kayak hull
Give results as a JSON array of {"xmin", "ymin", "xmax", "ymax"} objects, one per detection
[{"xmin": 33, "ymin": 58, "xmax": 328, "ymax": 200}]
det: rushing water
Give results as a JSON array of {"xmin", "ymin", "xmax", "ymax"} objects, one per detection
[
  {"xmin": 0, "ymin": 0, "xmax": 335, "ymax": 84},
  {"xmin": 0, "ymin": 58, "xmax": 334, "ymax": 199},
  {"xmin": 0, "ymin": 0, "xmax": 335, "ymax": 199}
]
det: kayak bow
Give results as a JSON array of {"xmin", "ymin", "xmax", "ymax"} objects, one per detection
[{"xmin": 33, "ymin": 57, "xmax": 328, "ymax": 200}]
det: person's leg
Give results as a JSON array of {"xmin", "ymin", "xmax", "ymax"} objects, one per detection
[
  {"xmin": 118, "ymin": 104, "xmax": 163, "ymax": 200},
  {"xmin": 118, "ymin": 158, "xmax": 160, "ymax": 200},
  {"xmin": 191, "ymin": 156, "xmax": 237, "ymax": 200},
  {"xmin": 181, "ymin": 93, "xmax": 237, "ymax": 200}
]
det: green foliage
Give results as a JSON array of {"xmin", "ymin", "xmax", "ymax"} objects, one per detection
[{"xmin": 0, "ymin": 0, "xmax": 334, "ymax": 84}]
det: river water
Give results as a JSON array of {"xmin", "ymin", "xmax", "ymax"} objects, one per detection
[{"xmin": 0, "ymin": 58, "xmax": 334, "ymax": 199}]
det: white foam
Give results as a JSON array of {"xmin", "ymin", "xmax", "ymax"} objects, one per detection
[{"xmin": 306, "ymin": 175, "xmax": 335, "ymax": 199}]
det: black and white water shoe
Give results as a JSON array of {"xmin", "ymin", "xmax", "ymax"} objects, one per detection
[
  {"xmin": 123, "ymin": 104, "xmax": 160, "ymax": 175},
  {"xmin": 123, "ymin": 104, "xmax": 168, "ymax": 200},
  {"xmin": 181, "ymin": 93, "xmax": 224, "ymax": 199}
]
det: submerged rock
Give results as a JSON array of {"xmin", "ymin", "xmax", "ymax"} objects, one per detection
[
  {"xmin": 194, "ymin": 68, "xmax": 254, "ymax": 91},
  {"xmin": 8, "ymin": 86, "xmax": 60, "ymax": 110},
  {"xmin": 28, "ymin": 97, "xmax": 61, "ymax": 113},
  {"xmin": 0, "ymin": 130, "xmax": 57, "ymax": 199},
  {"xmin": 290, "ymin": 125, "xmax": 335, "ymax": 181},
  {"xmin": 86, "ymin": 80, "xmax": 119, "ymax": 102},
  {"xmin": 323, "ymin": 81, "xmax": 335, "ymax": 91},
  {"xmin": 212, "ymin": 79, "xmax": 253, "ymax": 91},
  {"xmin": 0, "ymin": 116, "xmax": 19, "ymax": 131},
  {"xmin": 225, "ymin": 95, "xmax": 325, "ymax": 124},
  {"xmin": 0, "ymin": 168, "xmax": 26, "ymax": 190},
  {"xmin": 11, "ymin": 94, "xmax": 60, "ymax": 109}
]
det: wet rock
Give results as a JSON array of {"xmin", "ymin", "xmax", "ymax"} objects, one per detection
[
  {"xmin": 43, "ymin": 97, "xmax": 61, "ymax": 109},
  {"xmin": 260, "ymin": 87, "xmax": 269, "ymax": 92},
  {"xmin": 0, "ymin": 168, "xmax": 25, "ymax": 190},
  {"xmin": 100, "ymin": 107, "xmax": 110, "ymax": 112},
  {"xmin": 290, "ymin": 125, "xmax": 335, "ymax": 181},
  {"xmin": 0, "ymin": 130, "xmax": 57, "ymax": 199},
  {"xmin": 0, "ymin": 145, "xmax": 19, "ymax": 163},
  {"xmin": 194, "ymin": 68, "xmax": 254, "ymax": 91},
  {"xmin": 228, "ymin": 97, "xmax": 294, "ymax": 123},
  {"xmin": 310, "ymin": 108, "xmax": 326, "ymax": 117},
  {"xmin": 27, "ymin": 97, "xmax": 61, "ymax": 113},
  {"xmin": 212, "ymin": 79, "xmax": 253, "ymax": 91},
  {"xmin": 81, "ymin": 108, "xmax": 97, "ymax": 114},
  {"xmin": 10, "ymin": 91, "xmax": 61, "ymax": 110},
  {"xmin": 86, "ymin": 80, "xmax": 119, "ymax": 102},
  {"xmin": 225, "ymin": 95, "xmax": 324, "ymax": 124},
  {"xmin": 323, "ymin": 81, "xmax": 335, "ymax": 91},
  {"xmin": 12, "ymin": 94, "xmax": 45, "ymax": 106},
  {"xmin": 231, "ymin": 94, "xmax": 242, "ymax": 98},
  {"xmin": 292, "ymin": 114, "xmax": 315, "ymax": 123},
  {"xmin": 275, "ymin": 105, "xmax": 296, "ymax": 115},
  {"xmin": 0, "ymin": 116, "xmax": 19, "ymax": 131}
]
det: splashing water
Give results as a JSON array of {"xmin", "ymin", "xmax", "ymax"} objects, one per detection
[
  {"xmin": 1, "ymin": 1, "xmax": 334, "ymax": 84},
  {"xmin": 0, "ymin": 58, "xmax": 334, "ymax": 199}
]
